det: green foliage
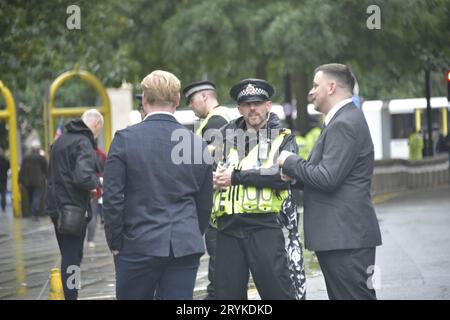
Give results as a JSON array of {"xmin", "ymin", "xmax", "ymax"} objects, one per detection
[{"xmin": 0, "ymin": 0, "xmax": 449, "ymax": 139}]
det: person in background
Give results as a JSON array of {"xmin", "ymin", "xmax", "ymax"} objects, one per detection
[
  {"xmin": 46, "ymin": 109, "xmax": 104, "ymax": 300},
  {"xmin": 409, "ymin": 131, "xmax": 424, "ymax": 161},
  {"xmin": 182, "ymin": 80, "xmax": 230, "ymax": 300},
  {"xmin": 0, "ymin": 147, "xmax": 9, "ymax": 212},
  {"xmin": 19, "ymin": 141, "xmax": 47, "ymax": 220},
  {"xmin": 351, "ymin": 75, "xmax": 361, "ymax": 108},
  {"xmin": 86, "ymin": 146, "xmax": 106, "ymax": 248},
  {"xmin": 135, "ymin": 93, "xmax": 146, "ymax": 120},
  {"xmin": 436, "ymin": 133, "xmax": 448, "ymax": 155}
]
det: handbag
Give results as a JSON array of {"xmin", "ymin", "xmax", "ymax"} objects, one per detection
[{"xmin": 56, "ymin": 204, "xmax": 86, "ymax": 236}]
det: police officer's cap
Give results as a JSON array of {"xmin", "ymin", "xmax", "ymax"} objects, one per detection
[
  {"xmin": 135, "ymin": 93, "xmax": 143, "ymax": 102},
  {"xmin": 230, "ymin": 79, "xmax": 274, "ymax": 104},
  {"xmin": 182, "ymin": 80, "xmax": 216, "ymax": 101}
]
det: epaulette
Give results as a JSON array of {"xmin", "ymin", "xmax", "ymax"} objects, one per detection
[{"xmin": 280, "ymin": 128, "xmax": 292, "ymax": 135}]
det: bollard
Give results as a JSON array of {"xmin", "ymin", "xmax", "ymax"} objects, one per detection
[{"xmin": 48, "ymin": 268, "xmax": 64, "ymax": 300}]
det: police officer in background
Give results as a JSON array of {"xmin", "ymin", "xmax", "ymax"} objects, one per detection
[
  {"xmin": 0, "ymin": 147, "xmax": 9, "ymax": 212},
  {"xmin": 182, "ymin": 80, "xmax": 230, "ymax": 300},
  {"xmin": 134, "ymin": 94, "xmax": 146, "ymax": 120},
  {"xmin": 212, "ymin": 79, "xmax": 297, "ymax": 300},
  {"xmin": 183, "ymin": 80, "xmax": 230, "ymax": 144}
]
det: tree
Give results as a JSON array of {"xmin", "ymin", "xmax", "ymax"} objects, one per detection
[
  {"xmin": 1, "ymin": 0, "xmax": 449, "ymax": 143},
  {"xmin": 0, "ymin": 0, "xmax": 137, "ymax": 141},
  {"xmin": 262, "ymin": 1, "xmax": 348, "ymax": 131}
]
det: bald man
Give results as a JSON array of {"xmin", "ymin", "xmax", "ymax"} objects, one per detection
[{"xmin": 46, "ymin": 109, "xmax": 104, "ymax": 300}]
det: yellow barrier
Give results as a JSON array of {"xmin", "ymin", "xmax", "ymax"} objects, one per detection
[
  {"xmin": 415, "ymin": 107, "xmax": 448, "ymax": 136},
  {"xmin": 441, "ymin": 107, "xmax": 448, "ymax": 136},
  {"xmin": 415, "ymin": 109, "xmax": 422, "ymax": 133},
  {"xmin": 47, "ymin": 70, "xmax": 112, "ymax": 153},
  {"xmin": 0, "ymin": 80, "xmax": 21, "ymax": 217}
]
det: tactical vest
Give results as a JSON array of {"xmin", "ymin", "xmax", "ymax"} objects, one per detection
[
  {"xmin": 195, "ymin": 106, "xmax": 231, "ymax": 136},
  {"xmin": 212, "ymin": 129, "xmax": 290, "ymax": 223}
]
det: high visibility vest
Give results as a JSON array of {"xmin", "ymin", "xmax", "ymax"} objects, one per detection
[
  {"xmin": 212, "ymin": 129, "xmax": 290, "ymax": 223},
  {"xmin": 195, "ymin": 106, "xmax": 231, "ymax": 136},
  {"xmin": 409, "ymin": 133, "xmax": 424, "ymax": 160},
  {"xmin": 295, "ymin": 135, "xmax": 309, "ymax": 159}
]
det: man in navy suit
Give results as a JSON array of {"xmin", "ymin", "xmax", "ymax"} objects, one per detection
[{"xmin": 103, "ymin": 70, "xmax": 213, "ymax": 300}]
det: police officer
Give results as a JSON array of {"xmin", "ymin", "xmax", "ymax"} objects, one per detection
[
  {"xmin": 409, "ymin": 130, "xmax": 424, "ymax": 160},
  {"xmin": 212, "ymin": 78, "xmax": 297, "ymax": 300},
  {"xmin": 134, "ymin": 94, "xmax": 146, "ymax": 120},
  {"xmin": 183, "ymin": 80, "xmax": 230, "ymax": 140},
  {"xmin": 182, "ymin": 80, "xmax": 230, "ymax": 300}
]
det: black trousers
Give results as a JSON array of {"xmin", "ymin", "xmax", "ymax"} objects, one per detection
[
  {"xmin": 315, "ymin": 247, "xmax": 377, "ymax": 300},
  {"xmin": 52, "ymin": 218, "xmax": 86, "ymax": 300},
  {"xmin": 215, "ymin": 228, "xmax": 295, "ymax": 300},
  {"xmin": 0, "ymin": 183, "xmax": 6, "ymax": 211},
  {"xmin": 27, "ymin": 186, "xmax": 43, "ymax": 217},
  {"xmin": 204, "ymin": 225, "xmax": 217, "ymax": 299}
]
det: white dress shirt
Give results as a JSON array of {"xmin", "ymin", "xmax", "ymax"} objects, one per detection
[
  {"xmin": 324, "ymin": 98, "xmax": 353, "ymax": 126},
  {"xmin": 143, "ymin": 111, "xmax": 175, "ymax": 121}
]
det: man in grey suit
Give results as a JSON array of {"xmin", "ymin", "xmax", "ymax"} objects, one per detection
[
  {"xmin": 278, "ymin": 63, "xmax": 382, "ymax": 300},
  {"xmin": 103, "ymin": 70, "xmax": 213, "ymax": 300}
]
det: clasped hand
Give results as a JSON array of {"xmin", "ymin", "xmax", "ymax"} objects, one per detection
[
  {"xmin": 213, "ymin": 164, "xmax": 232, "ymax": 189},
  {"xmin": 277, "ymin": 150, "xmax": 295, "ymax": 182}
]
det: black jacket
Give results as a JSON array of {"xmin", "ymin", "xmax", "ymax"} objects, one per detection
[
  {"xmin": 19, "ymin": 152, "xmax": 48, "ymax": 187},
  {"xmin": 216, "ymin": 112, "xmax": 298, "ymax": 235},
  {"xmin": 46, "ymin": 119, "xmax": 100, "ymax": 219},
  {"xmin": 0, "ymin": 155, "xmax": 9, "ymax": 186}
]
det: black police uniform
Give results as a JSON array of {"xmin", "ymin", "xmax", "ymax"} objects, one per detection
[
  {"xmin": 183, "ymin": 80, "xmax": 229, "ymax": 299},
  {"xmin": 214, "ymin": 79, "xmax": 296, "ymax": 300}
]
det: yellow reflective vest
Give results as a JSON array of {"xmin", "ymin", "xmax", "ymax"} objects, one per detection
[
  {"xmin": 212, "ymin": 129, "xmax": 290, "ymax": 223},
  {"xmin": 195, "ymin": 106, "xmax": 231, "ymax": 136},
  {"xmin": 408, "ymin": 132, "xmax": 424, "ymax": 160},
  {"xmin": 295, "ymin": 135, "xmax": 308, "ymax": 159}
]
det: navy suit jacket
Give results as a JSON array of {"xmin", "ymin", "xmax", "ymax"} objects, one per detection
[{"xmin": 103, "ymin": 113, "xmax": 213, "ymax": 257}]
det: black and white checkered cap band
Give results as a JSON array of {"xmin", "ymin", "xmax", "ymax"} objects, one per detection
[
  {"xmin": 184, "ymin": 84, "xmax": 215, "ymax": 98},
  {"xmin": 237, "ymin": 87, "xmax": 269, "ymax": 99}
]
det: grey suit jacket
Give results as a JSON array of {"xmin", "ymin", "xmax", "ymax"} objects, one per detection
[
  {"xmin": 283, "ymin": 103, "xmax": 382, "ymax": 251},
  {"xmin": 103, "ymin": 114, "xmax": 213, "ymax": 257}
]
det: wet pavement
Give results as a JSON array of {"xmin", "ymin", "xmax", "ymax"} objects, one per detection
[{"xmin": 1, "ymin": 184, "xmax": 449, "ymax": 300}]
